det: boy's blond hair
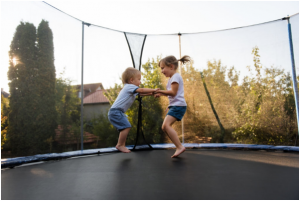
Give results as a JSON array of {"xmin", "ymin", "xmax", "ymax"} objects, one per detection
[{"xmin": 122, "ymin": 67, "xmax": 141, "ymax": 84}]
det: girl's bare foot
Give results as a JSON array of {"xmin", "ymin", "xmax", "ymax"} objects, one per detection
[
  {"xmin": 171, "ymin": 147, "xmax": 186, "ymax": 158},
  {"xmin": 115, "ymin": 145, "xmax": 131, "ymax": 153}
]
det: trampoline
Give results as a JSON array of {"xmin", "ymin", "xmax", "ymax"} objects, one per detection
[
  {"xmin": 1, "ymin": 148, "xmax": 299, "ymax": 200},
  {"xmin": 1, "ymin": 2, "xmax": 299, "ymax": 200}
]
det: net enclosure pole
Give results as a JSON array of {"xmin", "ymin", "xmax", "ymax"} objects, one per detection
[
  {"xmin": 124, "ymin": 33, "xmax": 152, "ymax": 150},
  {"xmin": 178, "ymin": 32, "xmax": 184, "ymax": 143},
  {"xmin": 284, "ymin": 16, "xmax": 299, "ymax": 132},
  {"xmin": 80, "ymin": 21, "xmax": 85, "ymax": 151},
  {"xmin": 80, "ymin": 22, "xmax": 91, "ymax": 151}
]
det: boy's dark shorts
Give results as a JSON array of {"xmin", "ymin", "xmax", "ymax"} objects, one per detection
[
  {"xmin": 167, "ymin": 106, "xmax": 187, "ymax": 121},
  {"xmin": 108, "ymin": 108, "xmax": 131, "ymax": 131}
]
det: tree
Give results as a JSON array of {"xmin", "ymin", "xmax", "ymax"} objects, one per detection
[
  {"xmin": 181, "ymin": 59, "xmax": 239, "ymax": 143},
  {"xmin": 232, "ymin": 47, "xmax": 298, "ymax": 145},
  {"xmin": 7, "ymin": 20, "xmax": 57, "ymax": 155},
  {"xmin": 7, "ymin": 22, "xmax": 38, "ymax": 155},
  {"xmin": 178, "ymin": 47, "xmax": 297, "ymax": 145},
  {"xmin": 34, "ymin": 20, "xmax": 57, "ymax": 152},
  {"xmin": 55, "ymin": 71, "xmax": 81, "ymax": 152}
]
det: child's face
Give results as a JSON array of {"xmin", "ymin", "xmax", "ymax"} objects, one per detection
[
  {"xmin": 130, "ymin": 73, "xmax": 141, "ymax": 87},
  {"xmin": 160, "ymin": 62, "xmax": 175, "ymax": 78}
]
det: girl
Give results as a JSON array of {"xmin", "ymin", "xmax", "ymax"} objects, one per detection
[{"xmin": 155, "ymin": 55, "xmax": 190, "ymax": 158}]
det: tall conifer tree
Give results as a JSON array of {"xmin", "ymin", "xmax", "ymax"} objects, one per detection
[
  {"xmin": 35, "ymin": 20, "xmax": 57, "ymax": 152},
  {"xmin": 7, "ymin": 22, "xmax": 38, "ymax": 155}
]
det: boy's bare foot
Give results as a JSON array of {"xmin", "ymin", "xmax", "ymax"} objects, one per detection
[
  {"xmin": 115, "ymin": 145, "xmax": 131, "ymax": 153},
  {"xmin": 171, "ymin": 147, "xmax": 186, "ymax": 158}
]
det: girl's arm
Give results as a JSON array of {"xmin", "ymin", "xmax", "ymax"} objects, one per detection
[{"xmin": 156, "ymin": 83, "xmax": 179, "ymax": 97}]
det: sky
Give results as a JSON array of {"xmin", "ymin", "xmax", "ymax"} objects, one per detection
[
  {"xmin": 45, "ymin": 1, "xmax": 299, "ymax": 34},
  {"xmin": 1, "ymin": 0, "xmax": 299, "ymax": 92}
]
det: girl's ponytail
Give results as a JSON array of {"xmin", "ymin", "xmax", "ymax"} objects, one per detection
[{"xmin": 178, "ymin": 55, "xmax": 191, "ymax": 65}]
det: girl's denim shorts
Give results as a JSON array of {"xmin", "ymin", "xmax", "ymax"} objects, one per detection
[
  {"xmin": 108, "ymin": 108, "xmax": 131, "ymax": 131},
  {"xmin": 167, "ymin": 106, "xmax": 187, "ymax": 121}
]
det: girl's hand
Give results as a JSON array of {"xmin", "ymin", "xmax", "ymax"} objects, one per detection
[
  {"xmin": 154, "ymin": 93, "xmax": 162, "ymax": 98},
  {"xmin": 152, "ymin": 88, "xmax": 160, "ymax": 96}
]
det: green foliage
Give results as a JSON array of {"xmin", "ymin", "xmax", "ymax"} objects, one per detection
[
  {"xmin": 180, "ymin": 59, "xmax": 239, "ymax": 143},
  {"xmin": 91, "ymin": 112, "xmax": 119, "ymax": 148},
  {"xmin": 34, "ymin": 20, "xmax": 57, "ymax": 152},
  {"xmin": 69, "ymin": 120, "xmax": 81, "ymax": 150},
  {"xmin": 55, "ymin": 71, "xmax": 80, "ymax": 125},
  {"xmin": 7, "ymin": 20, "xmax": 58, "ymax": 156},
  {"xmin": 1, "ymin": 94, "xmax": 9, "ymax": 149},
  {"xmin": 231, "ymin": 47, "xmax": 298, "ymax": 145},
  {"xmin": 177, "ymin": 46, "xmax": 297, "ymax": 145},
  {"xmin": 55, "ymin": 70, "xmax": 81, "ymax": 151},
  {"xmin": 7, "ymin": 21, "xmax": 39, "ymax": 155}
]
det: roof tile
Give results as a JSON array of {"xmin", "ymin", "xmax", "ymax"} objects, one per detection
[{"xmin": 83, "ymin": 89, "xmax": 109, "ymax": 104}]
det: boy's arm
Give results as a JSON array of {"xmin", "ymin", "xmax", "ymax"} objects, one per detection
[
  {"xmin": 136, "ymin": 88, "xmax": 159, "ymax": 94},
  {"xmin": 140, "ymin": 92, "xmax": 154, "ymax": 96}
]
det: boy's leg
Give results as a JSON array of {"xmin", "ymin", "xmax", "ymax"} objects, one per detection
[
  {"xmin": 162, "ymin": 115, "xmax": 185, "ymax": 158},
  {"xmin": 116, "ymin": 127, "xmax": 131, "ymax": 153}
]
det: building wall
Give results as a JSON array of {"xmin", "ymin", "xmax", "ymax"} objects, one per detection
[{"xmin": 83, "ymin": 103, "xmax": 111, "ymax": 120}]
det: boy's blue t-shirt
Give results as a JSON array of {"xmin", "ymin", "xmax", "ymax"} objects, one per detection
[{"xmin": 110, "ymin": 84, "xmax": 139, "ymax": 113}]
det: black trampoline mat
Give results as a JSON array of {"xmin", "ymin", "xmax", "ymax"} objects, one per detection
[{"xmin": 1, "ymin": 149, "xmax": 299, "ymax": 200}]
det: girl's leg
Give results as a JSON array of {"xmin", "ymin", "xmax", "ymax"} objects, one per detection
[
  {"xmin": 162, "ymin": 115, "xmax": 186, "ymax": 158},
  {"xmin": 116, "ymin": 127, "xmax": 131, "ymax": 153}
]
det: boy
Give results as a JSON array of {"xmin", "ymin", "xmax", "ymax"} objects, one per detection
[{"xmin": 108, "ymin": 67, "xmax": 159, "ymax": 153}]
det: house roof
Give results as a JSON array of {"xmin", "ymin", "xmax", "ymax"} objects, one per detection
[
  {"xmin": 1, "ymin": 88, "xmax": 9, "ymax": 98},
  {"xmin": 74, "ymin": 83, "xmax": 103, "ymax": 92},
  {"xmin": 83, "ymin": 89, "xmax": 109, "ymax": 104}
]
